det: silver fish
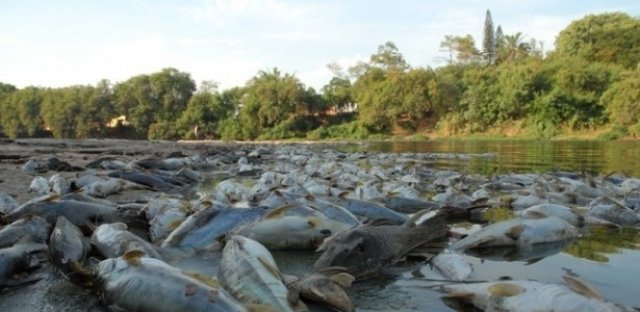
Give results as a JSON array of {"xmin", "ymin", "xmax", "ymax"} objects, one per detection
[
  {"xmin": 441, "ymin": 275, "xmax": 632, "ymax": 311},
  {"xmin": 96, "ymin": 251, "xmax": 246, "ymax": 312},
  {"xmin": 48, "ymin": 216, "xmax": 92, "ymax": 286},
  {"xmin": 162, "ymin": 206, "xmax": 270, "ymax": 253},
  {"xmin": 219, "ymin": 235, "xmax": 304, "ymax": 312},
  {"xmin": 234, "ymin": 204, "xmax": 350, "ymax": 250},
  {"xmin": 0, "ymin": 215, "xmax": 51, "ymax": 248},
  {"xmin": 92, "ymin": 223, "xmax": 164, "ymax": 259},
  {"xmin": 451, "ymin": 216, "xmax": 579, "ymax": 251}
]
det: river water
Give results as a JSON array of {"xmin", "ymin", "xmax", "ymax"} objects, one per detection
[
  {"xmin": 306, "ymin": 139, "xmax": 640, "ymax": 311},
  {"xmin": 344, "ymin": 139, "xmax": 640, "ymax": 176}
]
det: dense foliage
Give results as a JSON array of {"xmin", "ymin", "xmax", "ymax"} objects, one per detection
[{"xmin": 1, "ymin": 12, "xmax": 639, "ymax": 140}]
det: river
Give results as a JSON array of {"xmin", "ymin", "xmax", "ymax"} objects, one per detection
[
  {"xmin": 338, "ymin": 139, "xmax": 640, "ymax": 176},
  {"xmin": 320, "ymin": 139, "xmax": 640, "ymax": 310}
]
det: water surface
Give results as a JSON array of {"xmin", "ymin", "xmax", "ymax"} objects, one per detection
[
  {"xmin": 328, "ymin": 140, "xmax": 640, "ymax": 310},
  {"xmin": 344, "ymin": 140, "xmax": 640, "ymax": 176}
]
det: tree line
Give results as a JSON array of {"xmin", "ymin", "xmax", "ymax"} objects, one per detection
[{"xmin": 1, "ymin": 11, "xmax": 639, "ymax": 140}]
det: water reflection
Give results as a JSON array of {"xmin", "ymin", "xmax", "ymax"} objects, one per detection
[
  {"xmin": 564, "ymin": 227, "xmax": 640, "ymax": 262},
  {"xmin": 344, "ymin": 140, "xmax": 640, "ymax": 176},
  {"xmin": 465, "ymin": 240, "xmax": 573, "ymax": 263}
]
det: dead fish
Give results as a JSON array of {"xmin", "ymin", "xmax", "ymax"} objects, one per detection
[
  {"xmin": 451, "ymin": 216, "xmax": 579, "ymax": 251},
  {"xmin": 291, "ymin": 267, "xmax": 355, "ymax": 312},
  {"xmin": 49, "ymin": 174, "xmax": 70, "ymax": 196},
  {"xmin": 162, "ymin": 206, "xmax": 270, "ymax": 253},
  {"xmin": 29, "ymin": 176, "xmax": 50, "ymax": 195},
  {"xmin": 517, "ymin": 203, "xmax": 585, "ymax": 227},
  {"xmin": 441, "ymin": 275, "xmax": 632, "ymax": 311},
  {"xmin": 373, "ymin": 196, "xmax": 440, "ymax": 214},
  {"xmin": 234, "ymin": 204, "xmax": 350, "ymax": 251},
  {"xmin": 464, "ymin": 239, "xmax": 573, "ymax": 263},
  {"xmin": 96, "ymin": 251, "xmax": 247, "ymax": 312},
  {"xmin": 0, "ymin": 237, "xmax": 47, "ymax": 288},
  {"xmin": 48, "ymin": 216, "xmax": 92, "ymax": 286},
  {"xmin": 588, "ymin": 197, "xmax": 640, "ymax": 227},
  {"xmin": 92, "ymin": 223, "xmax": 164, "ymax": 259},
  {"xmin": 83, "ymin": 178, "xmax": 148, "ymax": 198},
  {"xmin": 325, "ymin": 195, "xmax": 408, "ymax": 225},
  {"xmin": 108, "ymin": 170, "xmax": 177, "ymax": 193},
  {"xmin": 146, "ymin": 198, "xmax": 192, "ymax": 243},
  {"xmin": 431, "ymin": 252, "xmax": 473, "ymax": 281},
  {"xmin": 314, "ymin": 216, "xmax": 449, "ymax": 279},
  {"xmin": 0, "ymin": 192, "xmax": 19, "ymax": 215},
  {"xmin": 0, "ymin": 215, "xmax": 51, "ymax": 248},
  {"xmin": 3, "ymin": 197, "xmax": 117, "ymax": 228},
  {"xmin": 219, "ymin": 235, "xmax": 305, "ymax": 312}
]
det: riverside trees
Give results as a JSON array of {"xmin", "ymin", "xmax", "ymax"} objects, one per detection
[{"xmin": 0, "ymin": 12, "xmax": 638, "ymax": 140}]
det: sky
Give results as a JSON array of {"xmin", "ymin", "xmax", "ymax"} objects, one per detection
[{"xmin": 1, "ymin": 0, "xmax": 639, "ymax": 91}]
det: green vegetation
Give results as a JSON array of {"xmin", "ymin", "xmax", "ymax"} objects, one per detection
[{"xmin": 0, "ymin": 11, "xmax": 639, "ymax": 141}]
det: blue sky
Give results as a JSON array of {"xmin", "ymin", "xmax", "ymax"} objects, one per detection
[{"xmin": 1, "ymin": 0, "xmax": 638, "ymax": 90}]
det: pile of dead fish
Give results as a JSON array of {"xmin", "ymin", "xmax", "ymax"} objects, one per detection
[{"xmin": 1, "ymin": 145, "xmax": 640, "ymax": 311}]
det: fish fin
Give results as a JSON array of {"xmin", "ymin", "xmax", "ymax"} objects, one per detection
[
  {"xmin": 563, "ymin": 274, "xmax": 603, "ymax": 300},
  {"xmin": 183, "ymin": 271, "xmax": 221, "ymax": 288},
  {"xmin": 505, "ymin": 225, "xmax": 524, "ymax": 241},
  {"xmin": 68, "ymin": 260, "xmax": 94, "ymax": 288},
  {"xmin": 245, "ymin": 304, "xmax": 278, "ymax": 312},
  {"xmin": 85, "ymin": 222, "xmax": 97, "ymax": 232},
  {"xmin": 443, "ymin": 292, "xmax": 475, "ymax": 301},
  {"xmin": 282, "ymin": 273, "xmax": 299, "ymax": 286},
  {"xmin": 44, "ymin": 194, "xmax": 61, "ymax": 202},
  {"xmin": 309, "ymin": 286, "xmax": 327, "ymax": 300},
  {"xmin": 315, "ymin": 236, "xmax": 333, "ymax": 252},
  {"xmin": 264, "ymin": 205, "xmax": 295, "ymax": 219},
  {"xmin": 488, "ymin": 283, "xmax": 523, "ymax": 297},
  {"xmin": 523, "ymin": 210, "xmax": 547, "ymax": 219},
  {"xmin": 122, "ymin": 250, "xmax": 145, "ymax": 266},
  {"xmin": 193, "ymin": 208, "xmax": 221, "ymax": 227},
  {"xmin": 307, "ymin": 217, "xmax": 320, "ymax": 228},
  {"xmin": 337, "ymin": 191, "xmax": 350, "ymax": 198},
  {"xmin": 258, "ymin": 256, "xmax": 283, "ymax": 280},
  {"xmin": 585, "ymin": 173, "xmax": 597, "ymax": 188},
  {"xmin": 329, "ymin": 272, "xmax": 355, "ymax": 288},
  {"xmin": 525, "ymin": 257, "xmax": 545, "ymax": 265},
  {"xmin": 316, "ymin": 266, "xmax": 349, "ymax": 276},
  {"xmin": 403, "ymin": 209, "xmax": 435, "ymax": 228},
  {"xmin": 304, "ymin": 194, "xmax": 316, "ymax": 201}
]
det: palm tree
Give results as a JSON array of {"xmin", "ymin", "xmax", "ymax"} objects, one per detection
[{"xmin": 497, "ymin": 32, "xmax": 532, "ymax": 63}]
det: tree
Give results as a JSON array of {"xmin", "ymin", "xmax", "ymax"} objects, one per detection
[
  {"xmin": 0, "ymin": 82, "xmax": 17, "ymax": 136},
  {"xmin": 233, "ymin": 68, "xmax": 311, "ymax": 139},
  {"xmin": 439, "ymin": 35, "xmax": 456, "ymax": 64},
  {"xmin": 176, "ymin": 81, "xmax": 234, "ymax": 139},
  {"xmin": 1, "ymin": 87, "xmax": 45, "ymax": 138},
  {"xmin": 483, "ymin": 9, "xmax": 496, "ymax": 64},
  {"xmin": 322, "ymin": 76, "xmax": 353, "ymax": 113},
  {"xmin": 497, "ymin": 32, "xmax": 532, "ymax": 63},
  {"xmin": 555, "ymin": 12, "xmax": 640, "ymax": 68},
  {"xmin": 439, "ymin": 35, "xmax": 480, "ymax": 65},
  {"xmin": 602, "ymin": 72, "xmax": 640, "ymax": 126},
  {"xmin": 369, "ymin": 42, "xmax": 408, "ymax": 72},
  {"xmin": 495, "ymin": 25, "xmax": 504, "ymax": 52},
  {"xmin": 113, "ymin": 68, "xmax": 196, "ymax": 138},
  {"xmin": 454, "ymin": 35, "xmax": 481, "ymax": 64}
]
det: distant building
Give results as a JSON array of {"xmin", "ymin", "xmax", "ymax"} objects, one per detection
[{"xmin": 107, "ymin": 115, "xmax": 130, "ymax": 128}]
